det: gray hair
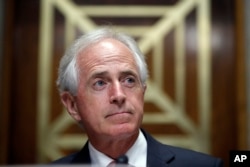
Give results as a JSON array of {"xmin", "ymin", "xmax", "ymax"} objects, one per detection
[{"xmin": 57, "ymin": 27, "xmax": 148, "ymax": 95}]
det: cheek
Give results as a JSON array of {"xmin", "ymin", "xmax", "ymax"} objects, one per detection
[
  {"xmin": 129, "ymin": 91, "xmax": 145, "ymax": 112},
  {"xmin": 76, "ymin": 100, "xmax": 102, "ymax": 130},
  {"xmin": 76, "ymin": 92, "xmax": 107, "ymax": 120}
]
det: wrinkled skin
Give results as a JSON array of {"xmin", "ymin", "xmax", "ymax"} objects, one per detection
[{"xmin": 61, "ymin": 38, "xmax": 146, "ymax": 158}]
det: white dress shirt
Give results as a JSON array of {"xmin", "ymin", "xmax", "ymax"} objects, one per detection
[{"xmin": 89, "ymin": 130, "xmax": 147, "ymax": 167}]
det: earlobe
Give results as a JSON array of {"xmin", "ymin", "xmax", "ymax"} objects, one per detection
[{"xmin": 60, "ymin": 92, "xmax": 81, "ymax": 122}]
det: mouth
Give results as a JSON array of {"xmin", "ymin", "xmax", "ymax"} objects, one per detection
[{"xmin": 105, "ymin": 111, "xmax": 132, "ymax": 118}]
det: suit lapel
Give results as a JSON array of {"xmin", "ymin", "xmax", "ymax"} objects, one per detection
[
  {"xmin": 71, "ymin": 141, "xmax": 91, "ymax": 163},
  {"xmin": 70, "ymin": 130, "xmax": 175, "ymax": 166},
  {"xmin": 142, "ymin": 130, "xmax": 175, "ymax": 167}
]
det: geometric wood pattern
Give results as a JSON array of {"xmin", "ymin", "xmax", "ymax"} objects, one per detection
[{"xmin": 37, "ymin": 0, "xmax": 211, "ymax": 162}]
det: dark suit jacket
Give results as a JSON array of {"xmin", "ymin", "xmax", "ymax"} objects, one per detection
[{"xmin": 52, "ymin": 130, "xmax": 223, "ymax": 167}]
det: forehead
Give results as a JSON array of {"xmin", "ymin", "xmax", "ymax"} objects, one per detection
[{"xmin": 77, "ymin": 38, "xmax": 139, "ymax": 75}]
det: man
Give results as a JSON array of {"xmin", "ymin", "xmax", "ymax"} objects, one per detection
[{"xmin": 53, "ymin": 27, "xmax": 223, "ymax": 167}]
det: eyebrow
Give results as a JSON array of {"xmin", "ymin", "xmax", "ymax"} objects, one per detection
[
  {"xmin": 120, "ymin": 70, "xmax": 138, "ymax": 78},
  {"xmin": 90, "ymin": 71, "xmax": 109, "ymax": 79},
  {"xmin": 90, "ymin": 70, "xmax": 138, "ymax": 80}
]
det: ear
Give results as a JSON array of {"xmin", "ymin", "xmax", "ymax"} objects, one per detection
[
  {"xmin": 60, "ymin": 92, "xmax": 81, "ymax": 122},
  {"xmin": 142, "ymin": 84, "xmax": 147, "ymax": 95}
]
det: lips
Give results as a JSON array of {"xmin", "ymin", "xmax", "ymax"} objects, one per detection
[{"xmin": 105, "ymin": 111, "xmax": 132, "ymax": 118}]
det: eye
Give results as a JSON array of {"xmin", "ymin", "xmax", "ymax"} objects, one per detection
[
  {"xmin": 123, "ymin": 76, "xmax": 136, "ymax": 87},
  {"xmin": 93, "ymin": 80, "xmax": 107, "ymax": 90},
  {"xmin": 126, "ymin": 77, "xmax": 135, "ymax": 83}
]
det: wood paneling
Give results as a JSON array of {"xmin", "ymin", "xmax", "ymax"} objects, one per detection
[
  {"xmin": 0, "ymin": 0, "xmax": 14, "ymax": 164},
  {"xmin": 2, "ymin": 0, "xmax": 39, "ymax": 164},
  {"xmin": 235, "ymin": 0, "xmax": 247, "ymax": 150},
  {"xmin": 210, "ymin": 1, "xmax": 240, "ymax": 166}
]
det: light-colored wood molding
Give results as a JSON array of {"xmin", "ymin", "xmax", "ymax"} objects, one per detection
[{"xmin": 37, "ymin": 0, "xmax": 212, "ymax": 162}]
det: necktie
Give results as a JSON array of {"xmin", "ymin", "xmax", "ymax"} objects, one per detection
[
  {"xmin": 116, "ymin": 155, "xmax": 128, "ymax": 164},
  {"xmin": 107, "ymin": 155, "xmax": 134, "ymax": 167}
]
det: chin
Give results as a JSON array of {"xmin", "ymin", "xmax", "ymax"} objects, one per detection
[{"xmin": 108, "ymin": 123, "xmax": 139, "ymax": 138}]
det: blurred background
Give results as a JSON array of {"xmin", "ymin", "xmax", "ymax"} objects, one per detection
[{"xmin": 0, "ymin": 0, "xmax": 249, "ymax": 167}]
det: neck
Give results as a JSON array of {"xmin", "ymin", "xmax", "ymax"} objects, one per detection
[{"xmin": 89, "ymin": 130, "xmax": 139, "ymax": 159}]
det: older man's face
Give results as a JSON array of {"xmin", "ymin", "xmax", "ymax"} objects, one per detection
[{"xmin": 73, "ymin": 38, "xmax": 146, "ymax": 140}]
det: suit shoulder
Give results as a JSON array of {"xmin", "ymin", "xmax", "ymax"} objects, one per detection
[
  {"xmin": 164, "ymin": 145, "xmax": 223, "ymax": 166},
  {"xmin": 51, "ymin": 153, "xmax": 77, "ymax": 164},
  {"xmin": 143, "ymin": 130, "xmax": 223, "ymax": 166}
]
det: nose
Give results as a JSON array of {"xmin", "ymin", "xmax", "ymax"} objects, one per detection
[{"xmin": 109, "ymin": 82, "xmax": 126, "ymax": 106}]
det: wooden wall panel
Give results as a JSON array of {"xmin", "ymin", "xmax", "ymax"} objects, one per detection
[
  {"xmin": 0, "ymin": 0, "xmax": 13, "ymax": 164},
  {"xmin": 2, "ymin": 0, "xmax": 40, "ymax": 164},
  {"xmin": 235, "ymin": 0, "xmax": 247, "ymax": 150},
  {"xmin": 210, "ymin": 1, "xmax": 244, "ymax": 166}
]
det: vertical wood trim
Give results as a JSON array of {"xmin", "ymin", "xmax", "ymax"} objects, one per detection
[
  {"xmin": 244, "ymin": 0, "xmax": 250, "ymax": 150},
  {"xmin": 197, "ymin": 0, "xmax": 211, "ymax": 153},
  {"xmin": 235, "ymin": 0, "xmax": 247, "ymax": 149},
  {"xmin": 0, "ymin": 0, "xmax": 14, "ymax": 164},
  {"xmin": 37, "ymin": 0, "xmax": 54, "ymax": 162}
]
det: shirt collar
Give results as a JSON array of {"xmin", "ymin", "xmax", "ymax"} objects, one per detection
[
  {"xmin": 126, "ymin": 130, "xmax": 147, "ymax": 166},
  {"xmin": 89, "ymin": 141, "xmax": 113, "ymax": 167},
  {"xmin": 88, "ymin": 130, "xmax": 147, "ymax": 167}
]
